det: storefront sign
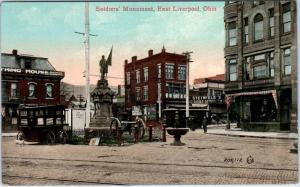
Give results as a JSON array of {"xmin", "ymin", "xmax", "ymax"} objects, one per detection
[{"xmin": 1, "ymin": 67, "xmax": 64, "ymax": 76}]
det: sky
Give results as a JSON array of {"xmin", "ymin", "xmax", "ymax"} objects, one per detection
[{"xmin": 1, "ymin": 1, "xmax": 225, "ymax": 86}]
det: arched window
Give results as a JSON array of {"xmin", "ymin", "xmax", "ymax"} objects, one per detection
[
  {"xmin": 28, "ymin": 83, "xmax": 37, "ymax": 97},
  {"xmin": 45, "ymin": 84, "xmax": 54, "ymax": 98},
  {"xmin": 254, "ymin": 14, "xmax": 264, "ymax": 41}
]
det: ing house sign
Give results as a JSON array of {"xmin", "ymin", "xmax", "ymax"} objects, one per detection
[{"xmin": 1, "ymin": 67, "xmax": 64, "ymax": 77}]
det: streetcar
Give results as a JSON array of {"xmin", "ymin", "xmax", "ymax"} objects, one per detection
[{"xmin": 16, "ymin": 105, "xmax": 68, "ymax": 144}]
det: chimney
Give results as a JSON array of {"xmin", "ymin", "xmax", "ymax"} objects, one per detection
[
  {"xmin": 132, "ymin": 56, "xmax": 137, "ymax": 63},
  {"xmin": 148, "ymin": 49, "xmax": 153, "ymax": 57},
  {"xmin": 124, "ymin": 59, "xmax": 128, "ymax": 65},
  {"xmin": 12, "ymin": 49, "xmax": 18, "ymax": 56}
]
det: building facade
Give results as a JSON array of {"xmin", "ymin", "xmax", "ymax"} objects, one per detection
[
  {"xmin": 224, "ymin": 1, "xmax": 297, "ymax": 131},
  {"xmin": 191, "ymin": 74, "xmax": 226, "ymax": 116},
  {"xmin": 1, "ymin": 50, "xmax": 65, "ymax": 131},
  {"xmin": 124, "ymin": 47, "xmax": 187, "ymax": 123}
]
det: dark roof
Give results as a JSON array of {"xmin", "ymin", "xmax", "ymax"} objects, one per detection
[
  {"xmin": 194, "ymin": 74, "xmax": 225, "ymax": 85},
  {"xmin": 1, "ymin": 53, "xmax": 56, "ymax": 71}
]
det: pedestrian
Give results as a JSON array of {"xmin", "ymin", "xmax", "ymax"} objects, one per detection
[{"xmin": 203, "ymin": 116, "xmax": 207, "ymax": 133}]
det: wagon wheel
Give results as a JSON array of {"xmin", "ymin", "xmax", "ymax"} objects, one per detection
[
  {"xmin": 136, "ymin": 119, "xmax": 146, "ymax": 139},
  {"xmin": 57, "ymin": 130, "xmax": 67, "ymax": 144},
  {"xmin": 16, "ymin": 131, "xmax": 25, "ymax": 141},
  {"xmin": 110, "ymin": 119, "xmax": 120, "ymax": 136},
  {"xmin": 45, "ymin": 130, "xmax": 55, "ymax": 145}
]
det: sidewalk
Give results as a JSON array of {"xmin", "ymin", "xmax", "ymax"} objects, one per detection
[
  {"xmin": 204, "ymin": 124, "xmax": 298, "ymax": 140},
  {"xmin": 2, "ymin": 132, "xmax": 17, "ymax": 137}
]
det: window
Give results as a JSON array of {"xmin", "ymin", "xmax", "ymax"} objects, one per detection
[
  {"xmin": 25, "ymin": 60, "xmax": 31, "ymax": 69},
  {"xmin": 244, "ymin": 57, "xmax": 250, "ymax": 80},
  {"xmin": 136, "ymin": 87, "xmax": 140, "ymax": 101},
  {"xmin": 126, "ymin": 89, "xmax": 130, "ymax": 102},
  {"xmin": 269, "ymin": 9, "xmax": 275, "ymax": 37},
  {"xmin": 143, "ymin": 67, "xmax": 148, "ymax": 82},
  {"xmin": 143, "ymin": 86, "xmax": 148, "ymax": 101},
  {"xmin": 178, "ymin": 65, "xmax": 186, "ymax": 80},
  {"xmin": 46, "ymin": 84, "xmax": 53, "ymax": 98},
  {"xmin": 165, "ymin": 64, "xmax": 174, "ymax": 79},
  {"xmin": 254, "ymin": 14, "xmax": 264, "ymax": 41},
  {"xmin": 254, "ymin": 65, "xmax": 267, "ymax": 78},
  {"xmin": 253, "ymin": 53, "xmax": 267, "ymax": 79},
  {"xmin": 269, "ymin": 52, "xmax": 274, "ymax": 77},
  {"xmin": 282, "ymin": 3, "xmax": 291, "ymax": 33},
  {"xmin": 283, "ymin": 48, "xmax": 291, "ymax": 75},
  {"xmin": 229, "ymin": 59, "xmax": 237, "ymax": 81},
  {"xmin": 126, "ymin": 72, "xmax": 130, "ymax": 84},
  {"xmin": 244, "ymin": 18, "xmax": 249, "ymax": 44},
  {"xmin": 10, "ymin": 83, "xmax": 17, "ymax": 98},
  {"xmin": 136, "ymin": 70, "xmax": 140, "ymax": 83},
  {"xmin": 228, "ymin": 22, "xmax": 236, "ymax": 46},
  {"xmin": 157, "ymin": 64, "xmax": 161, "ymax": 78},
  {"xmin": 28, "ymin": 83, "xmax": 37, "ymax": 97}
]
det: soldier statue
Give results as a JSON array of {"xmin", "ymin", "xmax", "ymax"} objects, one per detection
[{"xmin": 99, "ymin": 47, "xmax": 113, "ymax": 80}]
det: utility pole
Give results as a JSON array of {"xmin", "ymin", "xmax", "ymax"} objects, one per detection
[
  {"xmin": 183, "ymin": 51, "xmax": 193, "ymax": 128},
  {"xmin": 74, "ymin": 2, "xmax": 97, "ymax": 128}
]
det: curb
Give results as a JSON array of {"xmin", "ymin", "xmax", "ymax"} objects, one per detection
[{"xmin": 207, "ymin": 132, "xmax": 298, "ymax": 140}]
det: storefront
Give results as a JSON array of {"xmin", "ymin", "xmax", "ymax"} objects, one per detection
[{"xmin": 226, "ymin": 89, "xmax": 291, "ymax": 131}]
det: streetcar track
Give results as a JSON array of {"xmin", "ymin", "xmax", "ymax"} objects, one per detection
[
  {"xmin": 3, "ymin": 165, "xmax": 297, "ymax": 184},
  {"xmin": 3, "ymin": 156, "xmax": 297, "ymax": 171},
  {"xmin": 2, "ymin": 174, "xmax": 127, "ymax": 185}
]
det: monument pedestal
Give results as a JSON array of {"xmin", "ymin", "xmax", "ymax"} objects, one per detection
[{"xmin": 85, "ymin": 79, "xmax": 115, "ymax": 139}]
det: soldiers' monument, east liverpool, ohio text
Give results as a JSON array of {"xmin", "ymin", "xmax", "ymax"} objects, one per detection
[{"xmin": 85, "ymin": 48, "xmax": 115, "ymax": 138}]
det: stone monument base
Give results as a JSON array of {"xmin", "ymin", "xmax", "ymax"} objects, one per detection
[{"xmin": 84, "ymin": 127, "xmax": 111, "ymax": 140}]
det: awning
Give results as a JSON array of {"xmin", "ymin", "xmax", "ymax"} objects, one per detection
[{"xmin": 225, "ymin": 90, "xmax": 277, "ymax": 109}]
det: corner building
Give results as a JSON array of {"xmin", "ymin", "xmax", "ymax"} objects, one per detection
[
  {"xmin": 1, "ymin": 50, "xmax": 64, "ymax": 132},
  {"xmin": 224, "ymin": 1, "xmax": 297, "ymax": 131},
  {"xmin": 124, "ymin": 48, "xmax": 187, "ymax": 125}
]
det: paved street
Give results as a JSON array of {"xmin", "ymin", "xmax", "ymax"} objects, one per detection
[{"xmin": 2, "ymin": 129, "xmax": 298, "ymax": 185}]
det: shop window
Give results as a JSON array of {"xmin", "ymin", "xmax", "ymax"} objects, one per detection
[
  {"xmin": 254, "ymin": 14, "xmax": 264, "ymax": 41},
  {"xmin": 228, "ymin": 22, "xmax": 236, "ymax": 46},
  {"xmin": 229, "ymin": 59, "xmax": 237, "ymax": 81},
  {"xmin": 45, "ymin": 84, "xmax": 53, "ymax": 98},
  {"xmin": 283, "ymin": 48, "xmax": 291, "ymax": 75},
  {"xmin": 282, "ymin": 3, "xmax": 291, "ymax": 33},
  {"xmin": 269, "ymin": 9, "xmax": 275, "ymax": 37},
  {"xmin": 28, "ymin": 83, "xmax": 37, "ymax": 98}
]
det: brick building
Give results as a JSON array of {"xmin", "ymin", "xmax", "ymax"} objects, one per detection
[
  {"xmin": 191, "ymin": 74, "xmax": 226, "ymax": 116},
  {"xmin": 1, "ymin": 50, "xmax": 64, "ymax": 131},
  {"xmin": 224, "ymin": 1, "xmax": 297, "ymax": 131},
  {"xmin": 124, "ymin": 47, "xmax": 187, "ymax": 123}
]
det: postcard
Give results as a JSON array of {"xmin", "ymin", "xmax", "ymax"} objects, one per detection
[{"xmin": 1, "ymin": 0, "xmax": 298, "ymax": 185}]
